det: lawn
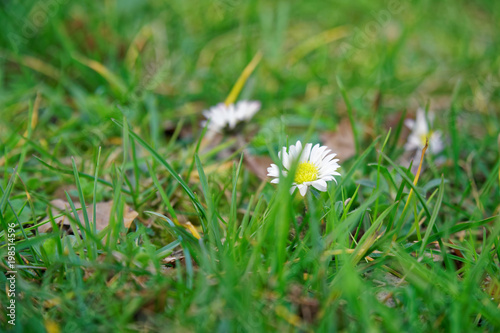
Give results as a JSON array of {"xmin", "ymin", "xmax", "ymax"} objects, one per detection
[{"xmin": 1, "ymin": 0, "xmax": 500, "ymax": 332}]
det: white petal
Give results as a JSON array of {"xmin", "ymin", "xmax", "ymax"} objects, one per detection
[
  {"xmin": 318, "ymin": 167, "xmax": 339, "ymax": 178},
  {"xmin": 311, "ymin": 179, "xmax": 328, "ymax": 192},
  {"xmin": 201, "ymin": 101, "xmax": 260, "ymax": 132},
  {"xmin": 414, "ymin": 109, "xmax": 429, "ymax": 134},
  {"xmin": 298, "ymin": 184, "xmax": 308, "ymax": 196},
  {"xmin": 289, "ymin": 185, "xmax": 297, "ymax": 195},
  {"xmin": 310, "ymin": 143, "xmax": 321, "ymax": 157},
  {"xmin": 300, "ymin": 143, "xmax": 313, "ymax": 163},
  {"xmin": 404, "ymin": 119, "xmax": 415, "ymax": 129},
  {"xmin": 320, "ymin": 148, "xmax": 332, "ymax": 161},
  {"xmin": 405, "ymin": 134, "xmax": 422, "ymax": 151},
  {"xmin": 281, "ymin": 147, "xmax": 291, "ymax": 170},
  {"xmin": 323, "ymin": 153, "xmax": 338, "ymax": 163},
  {"xmin": 429, "ymin": 133, "xmax": 444, "ymax": 154},
  {"xmin": 237, "ymin": 100, "xmax": 261, "ymax": 119},
  {"xmin": 270, "ymin": 178, "xmax": 280, "ymax": 184},
  {"xmin": 267, "ymin": 164, "xmax": 280, "ymax": 177},
  {"xmin": 311, "ymin": 145, "xmax": 327, "ymax": 165},
  {"xmin": 290, "ymin": 141, "xmax": 302, "ymax": 160}
]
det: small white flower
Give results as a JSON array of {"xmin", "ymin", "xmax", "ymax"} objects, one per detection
[
  {"xmin": 404, "ymin": 108, "xmax": 444, "ymax": 155},
  {"xmin": 267, "ymin": 140, "xmax": 341, "ymax": 197},
  {"xmin": 201, "ymin": 100, "xmax": 261, "ymax": 133}
]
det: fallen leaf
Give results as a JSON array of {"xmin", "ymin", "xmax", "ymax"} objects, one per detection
[
  {"xmin": 39, "ymin": 199, "xmax": 138, "ymax": 234},
  {"xmin": 287, "ymin": 284, "xmax": 320, "ymax": 323},
  {"xmin": 162, "ymin": 249, "xmax": 185, "ymax": 265},
  {"xmin": 244, "ymin": 153, "xmax": 273, "ymax": 181},
  {"xmin": 52, "ymin": 185, "xmax": 79, "ymax": 201},
  {"xmin": 371, "ymin": 271, "xmax": 406, "ymax": 308},
  {"xmin": 320, "ymin": 118, "xmax": 356, "ymax": 161}
]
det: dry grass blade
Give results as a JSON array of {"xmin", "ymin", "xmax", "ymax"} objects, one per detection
[
  {"xmin": 0, "ymin": 51, "xmax": 61, "ymax": 80},
  {"xmin": 288, "ymin": 25, "xmax": 349, "ymax": 66},
  {"xmin": 124, "ymin": 24, "xmax": 153, "ymax": 70},
  {"xmin": 403, "ymin": 138, "xmax": 428, "ymax": 212},
  {"xmin": 224, "ymin": 51, "xmax": 263, "ymax": 105},
  {"xmin": 72, "ymin": 53, "xmax": 127, "ymax": 94}
]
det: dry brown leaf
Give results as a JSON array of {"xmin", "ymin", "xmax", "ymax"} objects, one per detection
[
  {"xmin": 320, "ymin": 118, "xmax": 356, "ymax": 161},
  {"xmin": 287, "ymin": 284, "xmax": 320, "ymax": 324},
  {"xmin": 244, "ymin": 153, "xmax": 273, "ymax": 181},
  {"xmin": 52, "ymin": 185, "xmax": 79, "ymax": 201},
  {"xmin": 39, "ymin": 199, "xmax": 138, "ymax": 234},
  {"xmin": 384, "ymin": 111, "xmax": 411, "ymax": 145},
  {"xmin": 372, "ymin": 271, "xmax": 406, "ymax": 308},
  {"xmin": 162, "ymin": 249, "xmax": 185, "ymax": 265}
]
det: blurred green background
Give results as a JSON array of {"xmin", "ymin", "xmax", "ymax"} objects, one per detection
[{"xmin": 2, "ymin": 0, "xmax": 499, "ymax": 138}]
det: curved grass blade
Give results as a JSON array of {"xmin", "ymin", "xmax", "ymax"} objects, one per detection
[{"xmin": 112, "ymin": 118, "xmax": 207, "ymax": 222}]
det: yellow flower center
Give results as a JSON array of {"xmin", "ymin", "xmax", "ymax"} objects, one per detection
[
  {"xmin": 419, "ymin": 131, "xmax": 433, "ymax": 146},
  {"xmin": 294, "ymin": 162, "xmax": 319, "ymax": 184}
]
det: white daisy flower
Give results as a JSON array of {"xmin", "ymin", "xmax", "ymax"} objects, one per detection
[
  {"xmin": 201, "ymin": 100, "xmax": 261, "ymax": 133},
  {"xmin": 404, "ymin": 108, "xmax": 444, "ymax": 155},
  {"xmin": 267, "ymin": 140, "xmax": 341, "ymax": 197}
]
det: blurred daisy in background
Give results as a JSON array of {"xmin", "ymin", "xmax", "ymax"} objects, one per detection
[
  {"xmin": 267, "ymin": 141, "xmax": 341, "ymax": 196},
  {"xmin": 201, "ymin": 100, "xmax": 261, "ymax": 133},
  {"xmin": 405, "ymin": 108, "xmax": 444, "ymax": 155}
]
